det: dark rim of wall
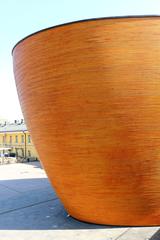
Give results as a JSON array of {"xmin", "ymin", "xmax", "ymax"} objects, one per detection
[{"xmin": 12, "ymin": 15, "xmax": 160, "ymax": 54}]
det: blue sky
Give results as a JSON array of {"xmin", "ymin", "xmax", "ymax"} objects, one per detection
[{"xmin": 1, "ymin": 0, "xmax": 160, "ymax": 120}]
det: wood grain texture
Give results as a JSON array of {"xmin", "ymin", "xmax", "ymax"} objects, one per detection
[{"xmin": 13, "ymin": 17, "xmax": 160, "ymax": 226}]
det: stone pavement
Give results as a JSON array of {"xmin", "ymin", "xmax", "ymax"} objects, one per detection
[{"xmin": 0, "ymin": 162, "xmax": 159, "ymax": 240}]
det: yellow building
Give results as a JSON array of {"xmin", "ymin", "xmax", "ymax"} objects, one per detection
[{"xmin": 0, "ymin": 120, "xmax": 39, "ymax": 161}]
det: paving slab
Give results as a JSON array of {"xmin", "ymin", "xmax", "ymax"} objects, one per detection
[
  {"xmin": 0, "ymin": 162, "xmax": 159, "ymax": 239},
  {"xmin": 0, "ymin": 184, "xmax": 21, "ymax": 200},
  {"xmin": 0, "ymin": 229, "xmax": 128, "ymax": 240},
  {"xmin": 117, "ymin": 227, "xmax": 160, "ymax": 240},
  {"xmin": 0, "ymin": 186, "xmax": 56, "ymax": 214}
]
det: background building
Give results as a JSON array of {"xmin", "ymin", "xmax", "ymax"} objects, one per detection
[{"xmin": 0, "ymin": 119, "xmax": 39, "ymax": 161}]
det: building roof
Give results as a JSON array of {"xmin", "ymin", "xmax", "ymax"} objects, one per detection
[{"xmin": 0, "ymin": 120, "xmax": 27, "ymax": 133}]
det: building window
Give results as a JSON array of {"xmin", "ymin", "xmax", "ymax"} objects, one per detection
[
  {"xmin": 21, "ymin": 135, "xmax": 24, "ymax": 144},
  {"xmin": 15, "ymin": 135, "xmax": 18, "ymax": 143},
  {"xmin": 28, "ymin": 135, "xmax": 31, "ymax": 143},
  {"xmin": 10, "ymin": 136, "xmax": 12, "ymax": 144}
]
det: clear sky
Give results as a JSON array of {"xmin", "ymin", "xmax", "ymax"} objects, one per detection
[{"xmin": 1, "ymin": 0, "xmax": 160, "ymax": 121}]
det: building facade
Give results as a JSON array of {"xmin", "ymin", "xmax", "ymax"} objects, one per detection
[{"xmin": 0, "ymin": 120, "xmax": 38, "ymax": 161}]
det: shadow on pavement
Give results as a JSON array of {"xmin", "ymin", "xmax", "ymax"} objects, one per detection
[
  {"xmin": 149, "ymin": 229, "xmax": 160, "ymax": 240},
  {"xmin": 0, "ymin": 177, "xmax": 117, "ymax": 230}
]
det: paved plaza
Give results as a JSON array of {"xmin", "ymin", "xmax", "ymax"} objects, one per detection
[{"xmin": 0, "ymin": 162, "xmax": 159, "ymax": 240}]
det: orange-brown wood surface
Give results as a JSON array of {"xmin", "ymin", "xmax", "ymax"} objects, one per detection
[{"xmin": 13, "ymin": 17, "xmax": 160, "ymax": 226}]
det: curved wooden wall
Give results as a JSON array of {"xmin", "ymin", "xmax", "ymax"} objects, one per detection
[{"xmin": 13, "ymin": 17, "xmax": 160, "ymax": 226}]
